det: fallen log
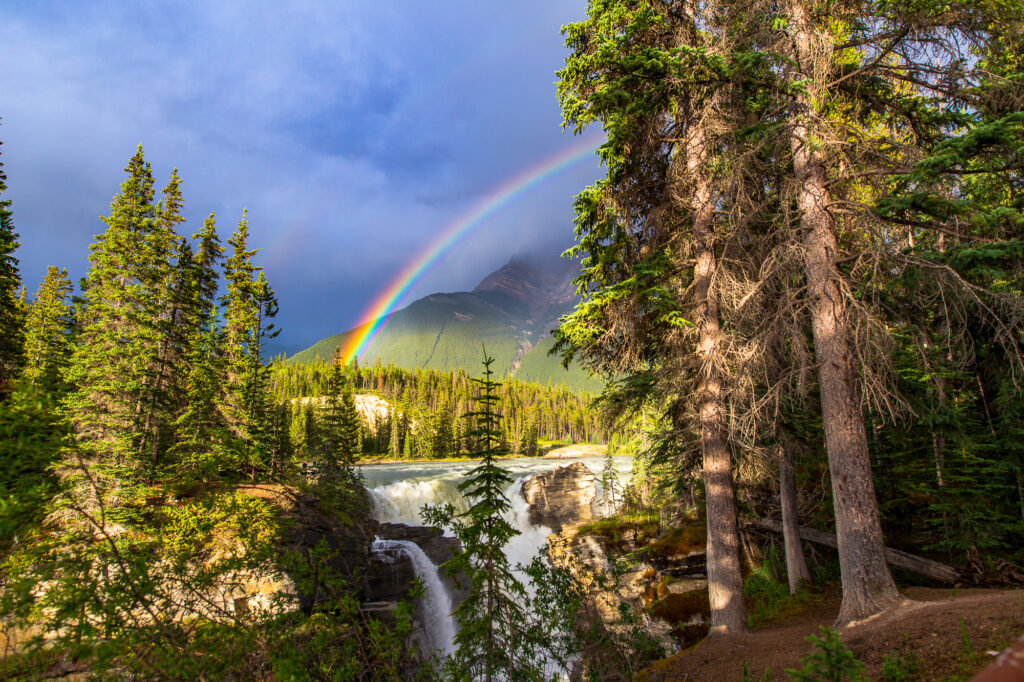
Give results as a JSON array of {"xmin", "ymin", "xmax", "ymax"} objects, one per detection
[{"xmin": 748, "ymin": 517, "xmax": 960, "ymax": 584}]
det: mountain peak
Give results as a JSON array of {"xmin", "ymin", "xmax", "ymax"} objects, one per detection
[{"xmin": 473, "ymin": 253, "xmax": 577, "ymax": 319}]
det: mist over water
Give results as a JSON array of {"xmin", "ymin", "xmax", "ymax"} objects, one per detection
[
  {"xmin": 364, "ymin": 455, "xmax": 631, "ymax": 673},
  {"xmin": 364, "ymin": 455, "xmax": 632, "ymax": 579}
]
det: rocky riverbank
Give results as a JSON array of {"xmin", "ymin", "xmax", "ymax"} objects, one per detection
[{"xmin": 518, "ymin": 463, "xmax": 712, "ymax": 669}]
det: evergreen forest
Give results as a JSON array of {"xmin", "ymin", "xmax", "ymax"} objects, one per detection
[
  {"xmin": 3, "ymin": 0, "xmax": 1024, "ymax": 679},
  {"xmin": 271, "ymin": 357, "xmax": 609, "ymax": 461}
]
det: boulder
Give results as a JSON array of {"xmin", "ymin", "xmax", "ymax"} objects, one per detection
[
  {"xmin": 521, "ymin": 462, "xmax": 597, "ymax": 532},
  {"xmin": 364, "ymin": 549, "xmax": 418, "ymax": 602}
]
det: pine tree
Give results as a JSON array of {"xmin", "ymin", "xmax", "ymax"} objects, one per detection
[
  {"xmin": 171, "ymin": 213, "xmax": 226, "ymax": 475},
  {"xmin": 21, "ymin": 267, "xmax": 74, "ymax": 393},
  {"xmin": 423, "ymin": 349, "xmax": 543, "ymax": 680},
  {"xmin": 389, "ymin": 411, "xmax": 401, "ymax": 459},
  {"xmin": 221, "ymin": 212, "xmax": 279, "ymax": 472},
  {"xmin": 320, "ymin": 349, "xmax": 361, "ymax": 466},
  {"xmin": 601, "ymin": 438, "xmax": 619, "ymax": 516},
  {"xmin": 556, "ymin": 0, "xmax": 749, "ymax": 632},
  {"xmin": 338, "ymin": 386, "xmax": 362, "ymax": 464},
  {"xmin": 432, "ymin": 404, "xmax": 456, "ymax": 459},
  {"xmin": 0, "ymin": 137, "xmax": 24, "ymax": 389},
  {"xmin": 64, "ymin": 146, "xmax": 179, "ymax": 475}
]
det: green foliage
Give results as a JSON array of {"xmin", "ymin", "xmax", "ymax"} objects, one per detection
[
  {"xmin": 1, "ymin": 480, "xmax": 420, "ymax": 679},
  {"xmin": 271, "ymin": 356, "xmax": 612, "ymax": 461},
  {"xmin": 880, "ymin": 647, "xmax": 920, "ymax": 682},
  {"xmin": 542, "ymin": 532, "xmax": 666, "ymax": 679},
  {"xmin": 786, "ymin": 627, "xmax": 867, "ymax": 681},
  {"xmin": 62, "ymin": 146, "xmax": 180, "ymax": 477},
  {"xmin": 221, "ymin": 215, "xmax": 281, "ymax": 472},
  {"xmin": 600, "ymin": 439, "xmax": 620, "ymax": 514},
  {"xmin": 421, "ymin": 348, "xmax": 582, "ymax": 680},
  {"xmin": 21, "ymin": 266, "xmax": 74, "ymax": 393},
  {"xmin": 744, "ymin": 549, "xmax": 814, "ymax": 629},
  {"xmin": 170, "ymin": 213, "xmax": 230, "ymax": 477},
  {"xmin": 422, "ymin": 349, "xmax": 540, "ymax": 679},
  {"xmin": 0, "ymin": 387, "xmax": 65, "ymax": 553},
  {"xmin": 0, "ymin": 135, "xmax": 24, "ymax": 387},
  {"xmin": 742, "ymin": 661, "xmax": 774, "ymax": 682},
  {"xmin": 578, "ymin": 511, "xmax": 661, "ymax": 553},
  {"xmin": 958, "ymin": 616, "xmax": 980, "ymax": 670}
]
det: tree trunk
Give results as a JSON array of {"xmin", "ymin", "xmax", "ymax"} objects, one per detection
[
  {"xmin": 687, "ymin": 120, "xmax": 746, "ymax": 635},
  {"xmin": 779, "ymin": 436, "xmax": 811, "ymax": 594},
  {"xmin": 785, "ymin": 1, "xmax": 900, "ymax": 625}
]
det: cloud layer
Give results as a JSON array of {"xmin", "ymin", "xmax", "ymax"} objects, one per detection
[{"xmin": 0, "ymin": 1, "xmax": 602, "ymax": 349}]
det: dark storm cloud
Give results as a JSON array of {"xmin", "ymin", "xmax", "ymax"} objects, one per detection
[{"xmin": 0, "ymin": 0, "xmax": 601, "ymax": 348}]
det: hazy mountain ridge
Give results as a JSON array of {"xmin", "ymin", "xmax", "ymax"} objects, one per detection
[{"xmin": 288, "ymin": 254, "xmax": 602, "ymax": 393}]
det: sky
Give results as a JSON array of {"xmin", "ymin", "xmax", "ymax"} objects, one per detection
[{"xmin": 0, "ymin": 1, "xmax": 604, "ymax": 353}]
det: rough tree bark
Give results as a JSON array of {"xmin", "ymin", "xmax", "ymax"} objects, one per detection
[
  {"xmin": 779, "ymin": 435, "xmax": 811, "ymax": 594},
  {"xmin": 686, "ymin": 118, "xmax": 746, "ymax": 634},
  {"xmin": 785, "ymin": 1, "xmax": 901, "ymax": 625}
]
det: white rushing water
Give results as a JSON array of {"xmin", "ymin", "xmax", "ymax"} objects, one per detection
[
  {"xmin": 370, "ymin": 538, "xmax": 458, "ymax": 658},
  {"xmin": 363, "ymin": 455, "xmax": 632, "ymax": 664}
]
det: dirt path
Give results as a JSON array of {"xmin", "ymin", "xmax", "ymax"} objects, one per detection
[{"xmin": 637, "ymin": 588, "xmax": 1024, "ymax": 681}]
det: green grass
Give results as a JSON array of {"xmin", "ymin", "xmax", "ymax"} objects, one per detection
[{"xmin": 743, "ymin": 551, "xmax": 816, "ymax": 629}]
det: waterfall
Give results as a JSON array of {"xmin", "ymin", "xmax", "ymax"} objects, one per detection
[
  {"xmin": 502, "ymin": 476, "xmax": 554, "ymax": 587},
  {"xmin": 369, "ymin": 478, "xmax": 469, "ymax": 526},
  {"xmin": 371, "ymin": 538, "xmax": 457, "ymax": 659}
]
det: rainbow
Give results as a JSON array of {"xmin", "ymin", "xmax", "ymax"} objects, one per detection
[{"xmin": 339, "ymin": 136, "xmax": 601, "ymax": 364}]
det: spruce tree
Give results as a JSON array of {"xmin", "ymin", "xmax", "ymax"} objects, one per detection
[
  {"xmin": 388, "ymin": 409, "xmax": 401, "ymax": 459},
  {"xmin": 423, "ymin": 349, "xmax": 543, "ymax": 680},
  {"xmin": 0, "ymin": 137, "xmax": 24, "ymax": 389},
  {"xmin": 320, "ymin": 349, "xmax": 361, "ymax": 466},
  {"xmin": 21, "ymin": 266, "xmax": 74, "ymax": 393},
  {"xmin": 221, "ymin": 212, "xmax": 279, "ymax": 472},
  {"xmin": 171, "ymin": 213, "xmax": 227, "ymax": 475},
  {"xmin": 338, "ymin": 386, "xmax": 362, "ymax": 464},
  {"xmin": 64, "ymin": 146, "xmax": 179, "ymax": 474},
  {"xmin": 600, "ymin": 438, "xmax": 619, "ymax": 516}
]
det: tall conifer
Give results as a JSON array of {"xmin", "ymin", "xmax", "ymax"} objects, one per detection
[
  {"xmin": 424, "ymin": 349, "xmax": 543, "ymax": 680},
  {"xmin": 0, "ymin": 137, "xmax": 24, "ymax": 388},
  {"xmin": 172, "ymin": 213, "xmax": 227, "ymax": 474},
  {"xmin": 64, "ymin": 147, "xmax": 178, "ymax": 474},
  {"xmin": 221, "ymin": 212, "xmax": 279, "ymax": 471},
  {"xmin": 21, "ymin": 267, "xmax": 74, "ymax": 393}
]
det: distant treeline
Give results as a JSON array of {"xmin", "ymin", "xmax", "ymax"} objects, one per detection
[{"xmin": 270, "ymin": 357, "xmax": 610, "ymax": 459}]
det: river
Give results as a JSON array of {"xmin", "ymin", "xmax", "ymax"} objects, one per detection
[{"xmin": 360, "ymin": 455, "xmax": 633, "ymax": 660}]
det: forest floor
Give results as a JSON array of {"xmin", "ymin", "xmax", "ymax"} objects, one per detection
[{"xmin": 637, "ymin": 587, "xmax": 1024, "ymax": 681}]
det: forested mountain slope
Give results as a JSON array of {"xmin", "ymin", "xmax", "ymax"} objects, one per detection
[{"xmin": 289, "ymin": 254, "xmax": 604, "ymax": 393}]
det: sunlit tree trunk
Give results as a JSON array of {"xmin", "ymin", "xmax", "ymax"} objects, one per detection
[
  {"xmin": 785, "ymin": 1, "xmax": 900, "ymax": 625},
  {"xmin": 686, "ymin": 120, "xmax": 746, "ymax": 634}
]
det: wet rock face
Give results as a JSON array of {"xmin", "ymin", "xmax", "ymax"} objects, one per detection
[
  {"xmin": 367, "ymin": 522, "xmax": 466, "ymax": 604},
  {"xmin": 365, "ymin": 547, "xmax": 417, "ymax": 602},
  {"xmin": 521, "ymin": 462, "xmax": 597, "ymax": 532},
  {"xmin": 373, "ymin": 522, "xmax": 459, "ymax": 567},
  {"xmin": 253, "ymin": 487, "xmax": 373, "ymax": 613}
]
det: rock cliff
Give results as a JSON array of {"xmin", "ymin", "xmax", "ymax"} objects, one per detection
[
  {"xmin": 520, "ymin": 462, "xmax": 597, "ymax": 532},
  {"xmin": 368, "ymin": 522, "xmax": 465, "ymax": 604}
]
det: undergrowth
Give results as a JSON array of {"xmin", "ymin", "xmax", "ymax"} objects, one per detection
[{"xmin": 744, "ymin": 548, "xmax": 814, "ymax": 629}]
